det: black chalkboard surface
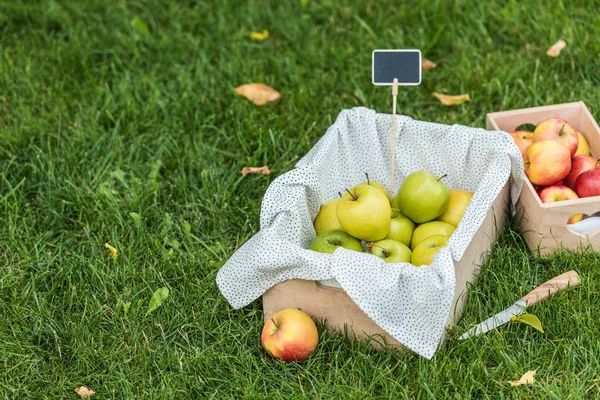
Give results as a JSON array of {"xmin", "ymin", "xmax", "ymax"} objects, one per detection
[{"xmin": 372, "ymin": 50, "xmax": 421, "ymax": 86}]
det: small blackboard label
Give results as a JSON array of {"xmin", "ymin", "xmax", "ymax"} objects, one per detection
[{"xmin": 372, "ymin": 50, "xmax": 422, "ymax": 86}]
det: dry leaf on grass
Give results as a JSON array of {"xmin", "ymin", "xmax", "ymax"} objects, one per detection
[
  {"xmin": 422, "ymin": 59, "xmax": 437, "ymax": 71},
  {"xmin": 432, "ymin": 92, "xmax": 470, "ymax": 106},
  {"xmin": 547, "ymin": 40, "xmax": 566, "ymax": 57},
  {"xmin": 105, "ymin": 243, "xmax": 117, "ymax": 260},
  {"xmin": 250, "ymin": 30, "xmax": 269, "ymax": 41},
  {"xmin": 234, "ymin": 83, "xmax": 280, "ymax": 105},
  {"xmin": 241, "ymin": 166, "xmax": 270, "ymax": 176},
  {"xmin": 75, "ymin": 386, "xmax": 96, "ymax": 398},
  {"xmin": 509, "ymin": 370, "xmax": 537, "ymax": 386}
]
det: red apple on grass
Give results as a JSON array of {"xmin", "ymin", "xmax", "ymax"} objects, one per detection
[
  {"xmin": 575, "ymin": 166, "xmax": 600, "ymax": 198},
  {"xmin": 564, "ymin": 155, "xmax": 598, "ymax": 190},
  {"xmin": 524, "ymin": 140, "xmax": 571, "ymax": 186},
  {"xmin": 532, "ymin": 118, "xmax": 579, "ymax": 157},
  {"xmin": 261, "ymin": 309, "xmax": 318, "ymax": 362}
]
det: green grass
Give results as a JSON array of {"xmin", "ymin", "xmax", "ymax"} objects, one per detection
[{"xmin": 1, "ymin": 0, "xmax": 600, "ymax": 398}]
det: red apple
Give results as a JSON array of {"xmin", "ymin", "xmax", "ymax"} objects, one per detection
[
  {"xmin": 532, "ymin": 118, "xmax": 579, "ymax": 157},
  {"xmin": 524, "ymin": 140, "xmax": 571, "ymax": 186},
  {"xmin": 568, "ymin": 213, "xmax": 584, "ymax": 224},
  {"xmin": 575, "ymin": 166, "xmax": 600, "ymax": 198},
  {"xmin": 509, "ymin": 130, "xmax": 533, "ymax": 159},
  {"xmin": 538, "ymin": 185, "xmax": 579, "ymax": 203},
  {"xmin": 261, "ymin": 309, "xmax": 318, "ymax": 362},
  {"xmin": 564, "ymin": 155, "xmax": 598, "ymax": 190}
]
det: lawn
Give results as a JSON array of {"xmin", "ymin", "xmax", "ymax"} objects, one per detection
[{"xmin": 1, "ymin": 0, "xmax": 600, "ymax": 398}]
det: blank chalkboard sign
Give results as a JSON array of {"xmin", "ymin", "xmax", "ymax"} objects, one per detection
[{"xmin": 372, "ymin": 50, "xmax": 422, "ymax": 86}]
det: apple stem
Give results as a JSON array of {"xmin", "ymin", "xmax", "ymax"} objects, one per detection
[
  {"xmin": 344, "ymin": 188, "xmax": 357, "ymax": 201},
  {"xmin": 270, "ymin": 318, "xmax": 279, "ymax": 336},
  {"xmin": 559, "ymin": 124, "xmax": 565, "ymax": 136},
  {"xmin": 365, "ymin": 172, "xmax": 370, "ymax": 185},
  {"xmin": 338, "ymin": 191, "xmax": 342, "ymax": 198},
  {"xmin": 368, "ymin": 244, "xmax": 388, "ymax": 257},
  {"xmin": 437, "ymin": 174, "xmax": 448, "ymax": 182}
]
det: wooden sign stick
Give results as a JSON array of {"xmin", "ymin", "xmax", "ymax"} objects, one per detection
[{"xmin": 389, "ymin": 78, "xmax": 398, "ymax": 197}]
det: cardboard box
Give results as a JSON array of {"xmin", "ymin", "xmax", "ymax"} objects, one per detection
[
  {"xmin": 262, "ymin": 183, "xmax": 510, "ymax": 349},
  {"xmin": 486, "ymin": 102, "xmax": 600, "ymax": 256}
]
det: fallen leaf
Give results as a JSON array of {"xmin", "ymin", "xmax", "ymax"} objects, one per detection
[
  {"xmin": 123, "ymin": 301, "xmax": 132, "ymax": 316},
  {"xmin": 75, "ymin": 386, "xmax": 96, "ymax": 398},
  {"xmin": 131, "ymin": 16, "xmax": 149, "ymax": 35},
  {"xmin": 241, "ymin": 166, "xmax": 270, "ymax": 175},
  {"xmin": 432, "ymin": 92, "xmax": 470, "ymax": 106},
  {"xmin": 146, "ymin": 287, "xmax": 169, "ymax": 316},
  {"xmin": 105, "ymin": 243, "xmax": 117, "ymax": 260},
  {"xmin": 510, "ymin": 313, "xmax": 544, "ymax": 333},
  {"xmin": 234, "ymin": 83, "xmax": 280, "ymax": 105},
  {"xmin": 547, "ymin": 39, "xmax": 566, "ymax": 57},
  {"xmin": 251, "ymin": 30, "xmax": 269, "ymax": 41},
  {"xmin": 422, "ymin": 58, "xmax": 437, "ymax": 71},
  {"xmin": 509, "ymin": 370, "xmax": 536, "ymax": 386}
]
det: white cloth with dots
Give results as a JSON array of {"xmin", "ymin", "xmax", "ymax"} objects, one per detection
[{"xmin": 217, "ymin": 107, "xmax": 524, "ymax": 359}]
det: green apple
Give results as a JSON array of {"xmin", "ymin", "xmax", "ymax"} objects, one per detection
[
  {"xmin": 394, "ymin": 171, "xmax": 451, "ymax": 223},
  {"xmin": 391, "ymin": 194, "xmax": 401, "ymax": 212},
  {"xmin": 411, "ymin": 234, "xmax": 449, "ymax": 266},
  {"xmin": 367, "ymin": 239, "xmax": 412, "ymax": 263},
  {"xmin": 358, "ymin": 174, "xmax": 390, "ymax": 201},
  {"xmin": 410, "ymin": 221, "xmax": 456, "ymax": 250},
  {"xmin": 336, "ymin": 184, "xmax": 391, "ymax": 242},
  {"xmin": 436, "ymin": 189, "xmax": 473, "ymax": 227},
  {"xmin": 314, "ymin": 198, "xmax": 343, "ymax": 235},
  {"xmin": 309, "ymin": 230, "xmax": 363, "ymax": 254},
  {"xmin": 386, "ymin": 214, "xmax": 415, "ymax": 247}
]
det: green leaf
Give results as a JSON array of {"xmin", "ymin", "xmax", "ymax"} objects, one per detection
[
  {"xmin": 146, "ymin": 287, "xmax": 169, "ymax": 316},
  {"xmin": 511, "ymin": 313, "xmax": 544, "ymax": 333},
  {"xmin": 515, "ymin": 123, "xmax": 536, "ymax": 132},
  {"xmin": 123, "ymin": 301, "xmax": 132, "ymax": 316},
  {"xmin": 129, "ymin": 212, "xmax": 141, "ymax": 226},
  {"xmin": 299, "ymin": 0, "xmax": 310, "ymax": 7},
  {"xmin": 110, "ymin": 168, "xmax": 127, "ymax": 185},
  {"xmin": 131, "ymin": 16, "xmax": 149, "ymax": 35}
]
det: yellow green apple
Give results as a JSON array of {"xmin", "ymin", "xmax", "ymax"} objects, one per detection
[
  {"xmin": 261, "ymin": 309, "xmax": 318, "ymax": 362},
  {"xmin": 524, "ymin": 140, "xmax": 571, "ymax": 186},
  {"xmin": 313, "ymin": 198, "xmax": 343, "ymax": 235},
  {"xmin": 394, "ymin": 170, "xmax": 451, "ymax": 223},
  {"xmin": 436, "ymin": 189, "xmax": 473, "ymax": 227},
  {"xmin": 367, "ymin": 239, "xmax": 412, "ymax": 263},
  {"xmin": 411, "ymin": 234, "xmax": 449, "ymax": 266},
  {"xmin": 575, "ymin": 132, "xmax": 590, "ymax": 156},
  {"xmin": 358, "ymin": 174, "xmax": 390, "ymax": 201},
  {"xmin": 411, "ymin": 221, "xmax": 455, "ymax": 250},
  {"xmin": 385, "ymin": 214, "xmax": 415, "ymax": 247},
  {"xmin": 337, "ymin": 184, "xmax": 391, "ymax": 241}
]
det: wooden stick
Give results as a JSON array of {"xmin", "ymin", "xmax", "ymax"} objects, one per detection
[{"xmin": 390, "ymin": 78, "xmax": 398, "ymax": 197}]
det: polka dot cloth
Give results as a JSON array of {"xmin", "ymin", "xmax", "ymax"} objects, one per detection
[{"xmin": 216, "ymin": 107, "xmax": 525, "ymax": 359}]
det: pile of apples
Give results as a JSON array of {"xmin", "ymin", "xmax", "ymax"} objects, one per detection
[
  {"xmin": 510, "ymin": 118, "xmax": 597, "ymax": 224},
  {"xmin": 309, "ymin": 172, "xmax": 473, "ymax": 266}
]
